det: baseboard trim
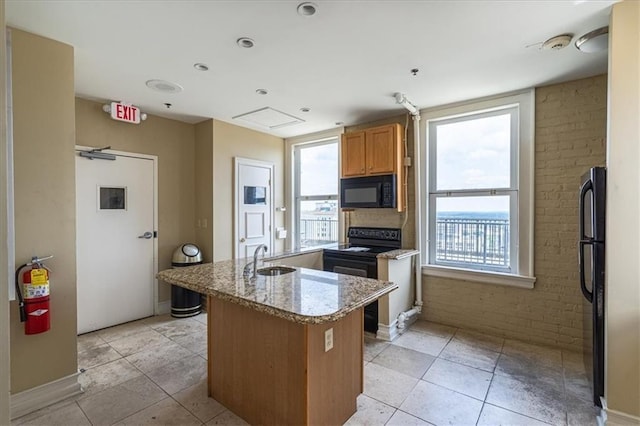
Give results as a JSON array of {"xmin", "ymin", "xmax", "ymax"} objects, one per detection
[
  {"xmin": 376, "ymin": 320, "xmax": 399, "ymax": 342},
  {"xmin": 601, "ymin": 398, "xmax": 640, "ymax": 425},
  {"xmin": 10, "ymin": 372, "xmax": 82, "ymax": 419},
  {"xmin": 157, "ymin": 300, "xmax": 171, "ymax": 315}
]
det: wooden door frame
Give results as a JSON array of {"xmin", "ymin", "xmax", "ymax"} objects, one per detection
[
  {"xmin": 75, "ymin": 146, "xmax": 160, "ymax": 314},
  {"xmin": 233, "ymin": 157, "xmax": 275, "ymax": 260}
]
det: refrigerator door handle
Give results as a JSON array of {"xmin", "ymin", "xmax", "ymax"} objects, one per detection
[
  {"xmin": 579, "ymin": 179, "xmax": 593, "ymax": 240},
  {"xmin": 579, "ymin": 239, "xmax": 593, "ymax": 303}
]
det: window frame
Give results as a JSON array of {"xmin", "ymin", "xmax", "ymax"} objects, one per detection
[
  {"xmin": 285, "ymin": 128, "xmax": 343, "ymax": 251},
  {"xmin": 420, "ymin": 90, "xmax": 536, "ymax": 288}
]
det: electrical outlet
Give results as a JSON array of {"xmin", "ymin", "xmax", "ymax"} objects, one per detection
[{"xmin": 324, "ymin": 328, "xmax": 333, "ymax": 352}]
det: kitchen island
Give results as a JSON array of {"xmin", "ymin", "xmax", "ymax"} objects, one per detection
[{"xmin": 157, "ymin": 258, "xmax": 397, "ymax": 425}]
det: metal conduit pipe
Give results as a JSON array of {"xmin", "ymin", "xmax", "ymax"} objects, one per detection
[{"xmin": 392, "ymin": 95, "xmax": 424, "ymax": 333}]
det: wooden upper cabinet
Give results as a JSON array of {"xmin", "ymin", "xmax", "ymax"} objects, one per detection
[
  {"xmin": 341, "ymin": 131, "xmax": 367, "ymax": 177},
  {"xmin": 341, "ymin": 123, "xmax": 402, "ymax": 177},
  {"xmin": 365, "ymin": 125, "xmax": 397, "ymax": 175}
]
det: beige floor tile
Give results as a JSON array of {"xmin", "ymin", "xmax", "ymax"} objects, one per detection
[
  {"xmin": 452, "ymin": 329, "xmax": 505, "ymax": 353},
  {"xmin": 142, "ymin": 313, "xmax": 182, "ymax": 329},
  {"xmin": 423, "ymin": 358, "xmax": 493, "ymax": 401},
  {"xmin": 152, "ymin": 319, "xmax": 206, "ymax": 340},
  {"xmin": 172, "ymin": 331, "xmax": 208, "ymax": 354},
  {"xmin": 564, "ymin": 368, "xmax": 592, "ymax": 402},
  {"xmin": 364, "ymin": 336, "xmax": 389, "ymax": 361},
  {"xmin": 205, "ymin": 410, "xmax": 249, "ymax": 425},
  {"xmin": 372, "ymin": 344, "xmax": 435, "ymax": 378},
  {"xmin": 146, "ymin": 354, "xmax": 208, "ymax": 395},
  {"xmin": 11, "ymin": 398, "xmax": 81, "ymax": 425},
  {"xmin": 78, "ymin": 342, "xmax": 122, "ymax": 370},
  {"xmin": 400, "ymin": 380, "xmax": 483, "ymax": 426},
  {"xmin": 344, "ymin": 394, "xmax": 395, "ymax": 425},
  {"xmin": 477, "ymin": 403, "xmax": 552, "ymax": 426},
  {"xmin": 566, "ymin": 394, "xmax": 599, "ymax": 426},
  {"xmin": 78, "ymin": 375, "xmax": 167, "ymax": 425},
  {"xmin": 364, "ymin": 363, "xmax": 419, "ymax": 408},
  {"xmin": 386, "ymin": 410, "xmax": 434, "ymax": 425},
  {"xmin": 172, "ymin": 380, "xmax": 226, "ymax": 422},
  {"xmin": 15, "ymin": 402, "xmax": 90, "ymax": 426},
  {"xmin": 77, "ymin": 331, "xmax": 106, "ymax": 352},
  {"xmin": 97, "ymin": 320, "xmax": 152, "ymax": 343},
  {"xmin": 125, "ymin": 340, "xmax": 193, "ymax": 374},
  {"xmin": 193, "ymin": 312, "xmax": 208, "ymax": 324},
  {"xmin": 78, "ymin": 358, "xmax": 143, "ymax": 397},
  {"xmin": 409, "ymin": 320, "xmax": 457, "ymax": 339},
  {"xmin": 562, "ymin": 349, "xmax": 587, "ymax": 374},
  {"xmin": 439, "ymin": 339, "xmax": 501, "ymax": 372},
  {"xmin": 486, "ymin": 373, "xmax": 567, "ymax": 426},
  {"xmin": 115, "ymin": 397, "xmax": 201, "ymax": 426},
  {"xmin": 392, "ymin": 330, "xmax": 450, "ymax": 357},
  {"xmin": 502, "ymin": 339, "xmax": 563, "ymax": 369},
  {"xmin": 495, "ymin": 353, "xmax": 564, "ymax": 389},
  {"xmin": 109, "ymin": 329, "xmax": 173, "ymax": 357}
]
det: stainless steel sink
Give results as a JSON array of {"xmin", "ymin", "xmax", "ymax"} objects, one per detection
[{"xmin": 256, "ymin": 266, "xmax": 296, "ymax": 276}]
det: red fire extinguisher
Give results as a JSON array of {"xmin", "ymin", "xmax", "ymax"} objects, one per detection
[{"xmin": 15, "ymin": 255, "xmax": 53, "ymax": 334}]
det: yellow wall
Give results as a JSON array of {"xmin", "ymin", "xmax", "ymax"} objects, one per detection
[
  {"xmin": 75, "ymin": 98, "xmax": 196, "ymax": 303},
  {"xmin": 9, "ymin": 29, "xmax": 77, "ymax": 393},
  {"xmin": 211, "ymin": 119, "xmax": 285, "ymax": 261},
  {"xmin": 194, "ymin": 120, "xmax": 214, "ymax": 262},
  {"xmin": 0, "ymin": 0, "xmax": 10, "ymax": 421},
  {"xmin": 605, "ymin": 0, "xmax": 640, "ymax": 418}
]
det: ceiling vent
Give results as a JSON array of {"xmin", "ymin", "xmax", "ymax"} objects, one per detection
[{"xmin": 232, "ymin": 107, "xmax": 305, "ymax": 129}]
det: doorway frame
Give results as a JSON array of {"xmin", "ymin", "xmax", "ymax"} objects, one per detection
[
  {"xmin": 233, "ymin": 157, "xmax": 275, "ymax": 260},
  {"xmin": 75, "ymin": 146, "xmax": 160, "ymax": 315}
]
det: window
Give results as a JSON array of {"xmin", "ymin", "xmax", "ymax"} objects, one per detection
[
  {"xmin": 293, "ymin": 139, "xmax": 339, "ymax": 249},
  {"xmin": 422, "ymin": 91, "xmax": 535, "ymax": 288}
]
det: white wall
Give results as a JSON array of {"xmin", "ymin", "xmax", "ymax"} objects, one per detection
[
  {"xmin": 0, "ymin": 0, "xmax": 11, "ymax": 421},
  {"xmin": 605, "ymin": 0, "xmax": 640, "ymax": 419}
]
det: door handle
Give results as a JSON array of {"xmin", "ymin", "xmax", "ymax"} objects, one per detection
[
  {"xmin": 137, "ymin": 231, "xmax": 153, "ymax": 239},
  {"xmin": 240, "ymin": 238, "xmax": 246, "ymax": 243}
]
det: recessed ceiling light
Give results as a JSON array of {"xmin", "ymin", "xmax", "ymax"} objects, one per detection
[
  {"xmin": 297, "ymin": 2, "xmax": 318, "ymax": 16},
  {"xmin": 256, "ymin": 89, "xmax": 268, "ymax": 95},
  {"xmin": 237, "ymin": 37, "xmax": 255, "ymax": 48},
  {"xmin": 145, "ymin": 79, "xmax": 183, "ymax": 93},
  {"xmin": 300, "ymin": 107, "xmax": 310, "ymax": 113},
  {"xmin": 576, "ymin": 27, "xmax": 609, "ymax": 53},
  {"xmin": 193, "ymin": 63, "xmax": 209, "ymax": 71}
]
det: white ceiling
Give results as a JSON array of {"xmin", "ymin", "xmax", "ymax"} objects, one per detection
[{"xmin": 6, "ymin": 0, "xmax": 615, "ymax": 138}]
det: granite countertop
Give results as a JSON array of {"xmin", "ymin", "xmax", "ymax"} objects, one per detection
[
  {"xmin": 157, "ymin": 258, "xmax": 397, "ymax": 325},
  {"xmin": 377, "ymin": 249, "xmax": 420, "ymax": 260}
]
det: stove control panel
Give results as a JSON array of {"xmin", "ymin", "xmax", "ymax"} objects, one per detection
[{"xmin": 347, "ymin": 227, "xmax": 401, "ymax": 242}]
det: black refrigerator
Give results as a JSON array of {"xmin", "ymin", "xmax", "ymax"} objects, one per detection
[{"xmin": 578, "ymin": 166, "xmax": 606, "ymax": 407}]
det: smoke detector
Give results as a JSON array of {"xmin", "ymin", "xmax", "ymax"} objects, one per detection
[{"xmin": 541, "ymin": 34, "xmax": 573, "ymax": 51}]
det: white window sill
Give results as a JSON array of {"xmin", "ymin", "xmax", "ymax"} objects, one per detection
[{"xmin": 422, "ymin": 264, "xmax": 536, "ymax": 289}]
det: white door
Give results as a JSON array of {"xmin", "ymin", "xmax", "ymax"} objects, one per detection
[
  {"xmin": 76, "ymin": 150, "xmax": 156, "ymax": 334},
  {"xmin": 235, "ymin": 158, "xmax": 273, "ymax": 259}
]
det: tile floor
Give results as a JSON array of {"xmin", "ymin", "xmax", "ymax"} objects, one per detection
[{"xmin": 12, "ymin": 314, "xmax": 599, "ymax": 426}]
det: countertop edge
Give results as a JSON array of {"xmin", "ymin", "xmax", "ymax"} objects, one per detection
[{"xmin": 377, "ymin": 249, "xmax": 420, "ymax": 260}]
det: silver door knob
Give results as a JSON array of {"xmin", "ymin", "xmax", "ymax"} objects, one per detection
[{"xmin": 138, "ymin": 231, "xmax": 153, "ymax": 239}]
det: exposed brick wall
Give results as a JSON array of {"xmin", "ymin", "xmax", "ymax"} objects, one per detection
[{"xmin": 422, "ymin": 75, "xmax": 607, "ymax": 351}]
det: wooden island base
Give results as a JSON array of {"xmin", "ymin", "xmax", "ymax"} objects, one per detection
[{"xmin": 208, "ymin": 296, "xmax": 364, "ymax": 425}]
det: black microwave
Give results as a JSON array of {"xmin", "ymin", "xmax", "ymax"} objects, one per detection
[{"xmin": 340, "ymin": 174, "xmax": 397, "ymax": 209}]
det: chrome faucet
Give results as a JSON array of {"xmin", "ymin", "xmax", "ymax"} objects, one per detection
[{"xmin": 243, "ymin": 244, "xmax": 268, "ymax": 278}]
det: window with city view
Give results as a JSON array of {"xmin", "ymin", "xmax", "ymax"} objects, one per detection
[
  {"xmin": 294, "ymin": 140, "xmax": 339, "ymax": 249},
  {"xmin": 428, "ymin": 107, "xmax": 518, "ymax": 273}
]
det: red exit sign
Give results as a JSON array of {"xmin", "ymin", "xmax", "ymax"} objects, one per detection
[{"xmin": 110, "ymin": 102, "xmax": 140, "ymax": 124}]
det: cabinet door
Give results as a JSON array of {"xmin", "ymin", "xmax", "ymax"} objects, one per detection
[
  {"xmin": 365, "ymin": 125, "xmax": 397, "ymax": 175},
  {"xmin": 341, "ymin": 132, "xmax": 366, "ymax": 177}
]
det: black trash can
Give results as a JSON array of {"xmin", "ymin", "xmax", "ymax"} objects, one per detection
[{"xmin": 171, "ymin": 243, "xmax": 203, "ymax": 318}]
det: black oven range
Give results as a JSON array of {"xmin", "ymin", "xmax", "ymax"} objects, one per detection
[{"xmin": 323, "ymin": 227, "xmax": 401, "ymax": 334}]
